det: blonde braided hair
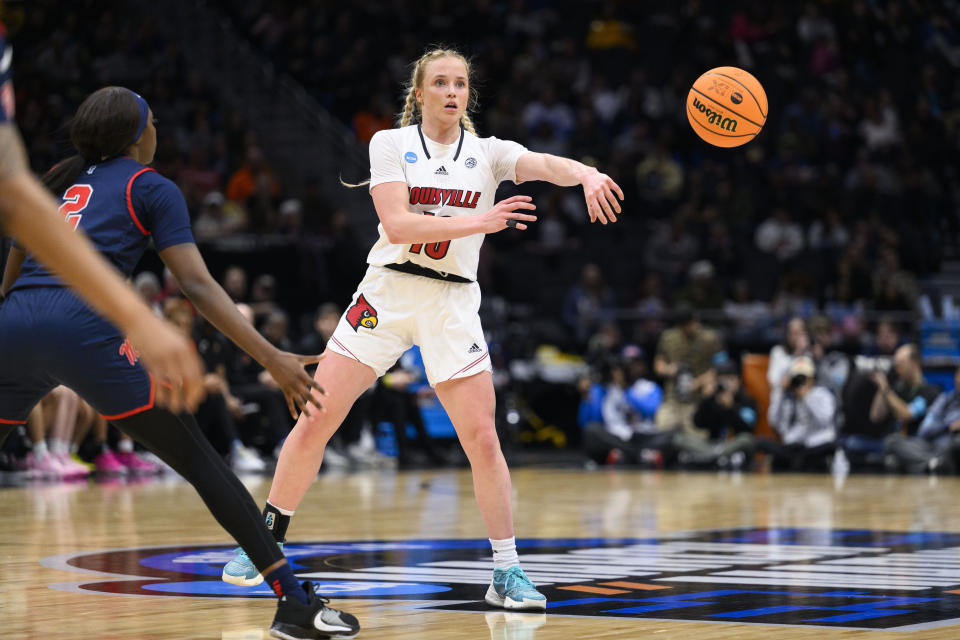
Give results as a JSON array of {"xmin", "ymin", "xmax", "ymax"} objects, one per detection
[{"xmin": 343, "ymin": 48, "xmax": 476, "ymax": 187}]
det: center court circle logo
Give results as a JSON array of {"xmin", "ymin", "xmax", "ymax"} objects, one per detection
[{"xmin": 41, "ymin": 529, "xmax": 960, "ymax": 630}]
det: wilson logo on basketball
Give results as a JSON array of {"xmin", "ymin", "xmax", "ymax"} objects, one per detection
[
  {"xmin": 346, "ymin": 294, "xmax": 378, "ymax": 331},
  {"xmin": 691, "ymin": 96, "xmax": 738, "ymax": 132}
]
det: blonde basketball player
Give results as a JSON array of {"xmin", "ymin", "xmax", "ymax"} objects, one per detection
[{"xmin": 223, "ymin": 48, "xmax": 623, "ymax": 611}]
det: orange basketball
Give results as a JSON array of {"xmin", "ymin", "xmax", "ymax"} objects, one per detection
[{"xmin": 686, "ymin": 66, "xmax": 767, "ymax": 148}]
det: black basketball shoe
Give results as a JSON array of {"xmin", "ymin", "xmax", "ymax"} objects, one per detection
[{"xmin": 270, "ymin": 581, "xmax": 360, "ymax": 639}]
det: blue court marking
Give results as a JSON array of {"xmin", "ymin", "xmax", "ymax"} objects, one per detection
[{"xmin": 141, "ymin": 580, "xmax": 451, "ymax": 597}]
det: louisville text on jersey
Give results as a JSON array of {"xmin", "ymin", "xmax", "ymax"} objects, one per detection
[{"xmin": 409, "ymin": 186, "xmax": 481, "ymax": 209}]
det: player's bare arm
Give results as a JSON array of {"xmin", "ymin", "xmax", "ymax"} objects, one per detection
[
  {"xmin": 371, "ymin": 181, "xmax": 537, "ymax": 243},
  {"xmin": 0, "ymin": 123, "xmax": 27, "ymax": 180},
  {"xmin": 515, "ymin": 152, "xmax": 623, "ymax": 224},
  {"xmin": 158, "ymin": 242, "xmax": 326, "ymax": 419}
]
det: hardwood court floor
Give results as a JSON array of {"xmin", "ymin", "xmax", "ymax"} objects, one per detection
[{"xmin": 3, "ymin": 469, "xmax": 960, "ymax": 639}]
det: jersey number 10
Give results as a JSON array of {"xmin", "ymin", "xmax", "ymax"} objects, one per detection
[
  {"xmin": 58, "ymin": 184, "xmax": 94, "ymax": 231},
  {"xmin": 408, "ymin": 211, "xmax": 451, "ymax": 259}
]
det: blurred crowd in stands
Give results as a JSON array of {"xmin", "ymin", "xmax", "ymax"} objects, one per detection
[{"xmin": 3, "ymin": 0, "xmax": 960, "ymax": 480}]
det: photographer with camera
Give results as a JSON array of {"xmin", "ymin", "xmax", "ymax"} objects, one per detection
[
  {"xmin": 683, "ymin": 361, "xmax": 759, "ymax": 469},
  {"xmin": 764, "ymin": 356, "xmax": 837, "ymax": 470},
  {"xmin": 653, "ymin": 304, "xmax": 723, "ymax": 435},
  {"xmin": 874, "ymin": 344, "xmax": 942, "ymax": 472},
  {"xmin": 870, "ymin": 344, "xmax": 939, "ymax": 437}
]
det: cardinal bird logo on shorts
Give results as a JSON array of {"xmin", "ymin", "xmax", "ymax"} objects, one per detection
[{"xmin": 346, "ymin": 294, "xmax": 378, "ymax": 331}]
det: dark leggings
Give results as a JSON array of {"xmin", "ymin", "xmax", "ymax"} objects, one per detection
[{"xmin": 111, "ymin": 408, "xmax": 283, "ymax": 573}]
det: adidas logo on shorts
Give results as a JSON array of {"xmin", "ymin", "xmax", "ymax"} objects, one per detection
[
  {"xmin": 434, "ymin": 165, "xmax": 448, "ymax": 175},
  {"xmin": 468, "ymin": 343, "xmax": 482, "ymax": 354}
]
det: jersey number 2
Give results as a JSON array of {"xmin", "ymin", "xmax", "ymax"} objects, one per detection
[
  {"xmin": 409, "ymin": 211, "xmax": 451, "ymax": 260},
  {"xmin": 59, "ymin": 184, "xmax": 93, "ymax": 231}
]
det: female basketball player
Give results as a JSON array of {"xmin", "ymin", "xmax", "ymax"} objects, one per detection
[
  {"xmin": 0, "ymin": 29, "xmax": 202, "ymax": 412},
  {"xmin": 224, "ymin": 48, "xmax": 623, "ymax": 611},
  {"xmin": 0, "ymin": 87, "xmax": 359, "ymax": 639}
]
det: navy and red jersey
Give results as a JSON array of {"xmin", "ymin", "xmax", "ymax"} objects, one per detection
[
  {"xmin": 12, "ymin": 157, "xmax": 194, "ymax": 290},
  {"xmin": 0, "ymin": 23, "xmax": 14, "ymax": 124}
]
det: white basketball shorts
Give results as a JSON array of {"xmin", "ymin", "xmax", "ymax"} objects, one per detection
[{"xmin": 326, "ymin": 265, "xmax": 491, "ymax": 386}]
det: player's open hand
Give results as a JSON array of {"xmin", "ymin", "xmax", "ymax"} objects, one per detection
[
  {"xmin": 264, "ymin": 350, "xmax": 328, "ymax": 419},
  {"xmin": 581, "ymin": 169, "xmax": 623, "ymax": 225},
  {"xmin": 480, "ymin": 195, "xmax": 537, "ymax": 233},
  {"xmin": 129, "ymin": 316, "xmax": 206, "ymax": 414}
]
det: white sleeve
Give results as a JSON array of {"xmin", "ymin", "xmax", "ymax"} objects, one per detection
[
  {"xmin": 482, "ymin": 136, "xmax": 529, "ymax": 184},
  {"xmin": 368, "ymin": 130, "xmax": 406, "ymax": 190}
]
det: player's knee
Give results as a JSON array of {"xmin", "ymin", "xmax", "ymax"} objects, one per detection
[
  {"xmin": 461, "ymin": 423, "xmax": 500, "ymax": 461},
  {"xmin": 292, "ymin": 414, "xmax": 333, "ymax": 448}
]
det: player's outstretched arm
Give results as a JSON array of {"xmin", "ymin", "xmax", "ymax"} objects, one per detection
[
  {"xmin": 158, "ymin": 242, "xmax": 326, "ymax": 419},
  {"xmin": 0, "ymin": 128, "xmax": 204, "ymax": 413},
  {"xmin": 515, "ymin": 152, "xmax": 623, "ymax": 225},
  {"xmin": 372, "ymin": 182, "xmax": 537, "ymax": 243}
]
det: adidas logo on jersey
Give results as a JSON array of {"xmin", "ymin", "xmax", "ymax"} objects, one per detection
[
  {"xmin": 468, "ymin": 343, "xmax": 482, "ymax": 354},
  {"xmin": 434, "ymin": 165, "xmax": 448, "ymax": 176}
]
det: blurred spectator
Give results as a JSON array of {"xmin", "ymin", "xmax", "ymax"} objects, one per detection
[
  {"xmin": 226, "ymin": 145, "xmax": 281, "ymax": 230},
  {"xmin": 134, "ymin": 271, "xmax": 163, "ymax": 316},
  {"xmin": 636, "ymin": 144, "xmax": 684, "ymax": 202},
  {"xmin": 644, "ymin": 219, "xmax": 699, "ymax": 286},
  {"xmin": 808, "ymin": 315, "xmax": 849, "ymax": 397},
  {"xmin": 165, "ymin": 300, "xmax": 265, "ymax": 472},
  {"xmin": 676, "ymin": 260, "xmax": 723, "ymax": 310},
  {"xmin": 767, "ymin": 317, "xmax": 811, "ymax": 396},
  {"xmin": 562, "ymin": 263, "xmax": 616, "ymax": 346},
  {"xmin": 298, "ymin": 303, "xmax": 341, "ymax": 356},
  {"xmin": 249, "ymin": 274, "xmax": 280, "ymax": 320},
  {"xmin": 766, "ymin": 356, "xmax": 837, "ymax": 470},
  {"xmin": 277, "ymin": 198, "xmax": 305, "ymax": 237},
  {"xmin": 579, "ymin": 352, "xmax": 667, "ymax": 466},
  {"xmin": 223, "ymin": 265, "xmax": 249, "ymax": 303},
  {"xmin": 654, "ymin": 305, "xmax": 723, "ymax": 433},
  {"xmin": 884, "ymin": 366, "xmax": 960, "ymax": 474},
  {"xmin": 194, "ymin": 191, "xmax": 248, "ymax": 240},
  {"xmin": 226, "ymin": 145, "xmax": 281, "ymax": 203},
  {"xmin": 755, "ymin": 207, "xmax": 804, "ymax": 263},
  {"xmin": 260, "ymin": 310, "xmax": 293, "ymax": 352}
]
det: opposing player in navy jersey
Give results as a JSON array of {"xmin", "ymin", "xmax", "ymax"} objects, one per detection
[
  {"xmin": 0, "ymin": 24, "xmax": 203, "ymax": 411},
  {"xmin": 0, "ymin": 86, "xmax": 359, "ymax": 639},
  {"xmin": 223, "ymin": 47, "xmax": 624, "ymax": 612}
]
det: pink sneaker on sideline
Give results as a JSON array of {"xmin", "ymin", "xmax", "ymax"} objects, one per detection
[
  {"xmin": 115, "ymin": 451, "xmax": 159, "ymax": 474},
  {"xmin": 24, "ymin": 452, "xmax": 64, "ymax": 479},
  {"xmin": 94, "ymin": 449, "xmax": 126, "ymax": 475},
  {"xmin": 55, "ymin": 452, "xmax": 91, "ymax": 479}
]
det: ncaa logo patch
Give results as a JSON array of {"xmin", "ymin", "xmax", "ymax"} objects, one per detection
[
  {"xmin": 404, "ymin": 151, "xmax": 418, "ymax": 163},
  {"xmin": 464, "ymin": 157, "xmax": 477, "ymax": 169},
  {"xmin": 39, "ymin": 528, "xmax": 960, "ymax": 631}
]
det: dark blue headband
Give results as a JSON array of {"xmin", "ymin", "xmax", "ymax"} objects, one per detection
[{"xmin": 129, "ymin": 90, "xmax": 150, "ymax": 142}]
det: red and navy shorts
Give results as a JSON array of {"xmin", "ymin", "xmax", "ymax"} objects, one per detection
[{"xmin": 0, "ymin": 287, "xmax": 154, "ymax": 425}]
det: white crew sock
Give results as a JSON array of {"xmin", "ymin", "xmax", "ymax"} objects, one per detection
[
  {"xmin": 490, "ymin": 537, "xmax": 519, "ymax": 570},
  {"xmin": 267, "ymin": 500, "xmax": 295, "ymax": 516},
  {"xmin": 117, "ymin": 438, "xmax": 134, "ymax": 453},
  {"xmin": 32, "ymin": 440, "xmax": 49, "ymax": 459},
  {"xmin": 50, "ymin": 438, "xmax": 69, "ymax": 456}
]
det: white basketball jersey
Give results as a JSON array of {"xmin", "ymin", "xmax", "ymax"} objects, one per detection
[{"xmin": 366, "ymin": 124, "xmax": 528, "ymax": 281}]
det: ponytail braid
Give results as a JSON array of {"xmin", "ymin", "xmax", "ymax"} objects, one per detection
[{"xmin": 399, "ymin": 85, "xmax": 419, "ymax": 128}]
